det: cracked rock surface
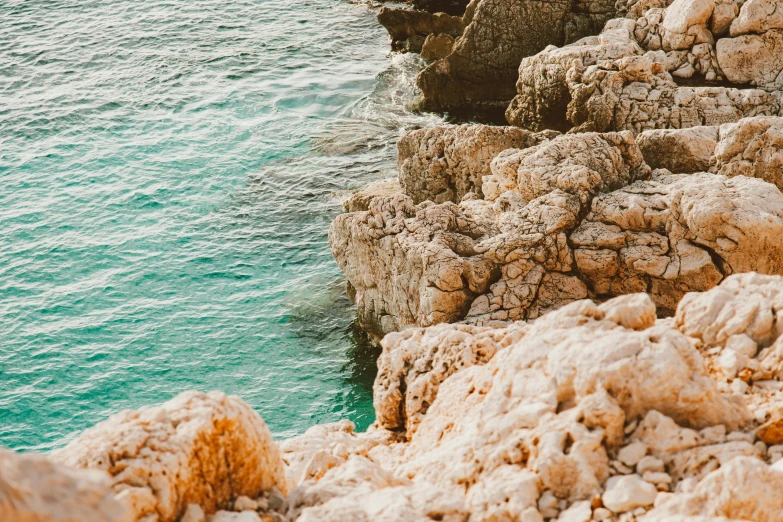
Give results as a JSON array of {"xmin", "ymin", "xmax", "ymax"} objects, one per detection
[
  {"xmin": 331, "ymin": 125, "xmax": 783, "ymax": 339},
  {"xmin": 415, "ymin": 0, "xmax": 619, "ymax": 111}
]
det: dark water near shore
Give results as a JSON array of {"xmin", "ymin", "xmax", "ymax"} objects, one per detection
[{"xmin": 0, "ymin": 0, "xmax": 442, "ymax": 450}]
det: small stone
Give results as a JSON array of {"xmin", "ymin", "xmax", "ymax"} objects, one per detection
[
  {"xmin": 677, "ymin": 477, "xmax": 698, "ymax": 493},
  {"xmin": 612, "ymin": 460, "xmax": 633, "ymax": 474},
  {"xmin": 539, "ymin": 490, "xmax": 560, "ymax": 519},
  {"xmin": 642, "ymin": 471, "xmax": 672, "ymax": 485},
  {"xmin": 726, "ymin": 334, "xmax": 758, "ymax": 358},
  {"xmin": 618, "ymin": 441, "xmax": 648, "ymax": 467},
  {"xmin": 207, "ymin": 511, "xmax": 262, "ymax": 522},
  {"xmin": 699, "ymin": 425, "xmax": 726, "ymax": 445},
  {"xmin": 521, "ymin": 507, "xmax": 545, "ymax": 522},
  {"xmin": 234, "ymin": 496, "xmax": 258, "ymax": 512},
  {"xmin": 181, "ymin": 504, "xmax": 206, "ymax": 522},
  {"xmin": 727, "ymin": 431, "xmax": 754, "ymax": 443},
  {"xmin": 602, "ymin": 474, "xmax": 658, "ymax": 513},
  {"xmin": 731, "ymin": 379, "xmax": 749, "ymax": 395},
  {"xmin": 632, "ymin": 507, "xmax": 646, "ymax": 516},
  {"xmin": 637, "ymin": 456, "xmax": 665, "ymax": 476},
  {"xmin": 719, "ymin": 349, "xmax": 749, "ymax": 379},
  {"xmin": 757, "ymin": 415, "xmax": 783, "ymax": 445},
  {"xmin": 558, "ymin": 500, "xmax": 591, "ymax": 522},
  {"xmin": 593, "ymin": 507, "xmax": 612, "ymax": 521}
]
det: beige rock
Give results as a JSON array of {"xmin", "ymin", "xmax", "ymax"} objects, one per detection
[
  {"xmin": 286, "ymin": 456, "xmax": 468, "ymax": 522},
  {"xmin": 417, "ymin": 0, "xmax": 619, "ymax": 112},
  {"xmin": 374, "ymin": 321, "xmax": 527, "ymax": 437},
  {"xmin": 206, "ymin": 512, "xmax": 262, "ymax": 522},
  {"xmin": 730, "ymin": 0, "xmax": 783, "ymax": 36},
  {"xmin": 602, "ymin": 474, "xmax": 658, "ymax": 513},
  {"xmin": 717, "ymin": 30, "xmax": 783, "ymax": 90},
  {"xmin": 397, "ymin": 124, "xmax": 553, "ymax": 203},
  {"xmin": 343, "ymin": 179, "xmax": 401, "ymax": 213},
  {"xmin": 636, "ymin": 127, "xmax": 719, "ymax": 172},
  {"xmin": 181, "ymin": 504, "xmax": 206, "ymax": 522},
  {"xmin": 52, "ymin": 391, "xmax": 286, "ymax": 522},
  {"xmin": 642, "ymin": 457, "xmax": 783, "ymax": 520},
  {"xmin": 710, "ymin": 116, "xmax": 783, "ymax": 190},
  {"xmin": 0, "ymin": 448, "xmax": 133, "ymax": 522}
]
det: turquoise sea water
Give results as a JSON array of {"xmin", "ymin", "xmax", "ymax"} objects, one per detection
[{"xmin": 0, "ymin": 0, "xmax": 441, "ymax": 450}]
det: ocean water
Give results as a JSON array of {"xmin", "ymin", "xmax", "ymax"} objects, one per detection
[{"xmin": 0, "ymin": 0, "xmax": 442, "ymax": 451}]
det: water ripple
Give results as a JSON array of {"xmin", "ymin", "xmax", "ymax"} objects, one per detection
[{"xmin": 0, "ymin": 0, "xmax": 442, "ymax": 450}]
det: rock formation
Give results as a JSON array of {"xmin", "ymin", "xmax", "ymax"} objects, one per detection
[
  {"xmin": 416, "ymin": 0, "xmax": 619, "ymax": 112},
  {"xmin": 0, "ymin": 448, "xmax": 133, "ymax": 522},
  {"xmin": 331, "ymin": 124, "xmax": 783, "ymax": 339},
  {"xmin": 506, "ymin": 0, "xmax": 783, "ymax": 133},
  {"xmin": 637, "ymin": 115, "xmax": 783, "ymax": 190},
  {"xmin": 397, "ymin": 124, "xmax": 557, "ymax": 203},
  {"xmin": 377, "ymin": 7, "xmax": 465, "ymax": 53},
  {"xmin": 52, "ymin": 391, "xmax": 287, "ymax": 522}
]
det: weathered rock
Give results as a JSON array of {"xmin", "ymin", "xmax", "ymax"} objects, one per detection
[
  {"xmin": 642, "ymin": 457, "xmax": 783, "ymax": 520},
  {"xmin": 636, "ymin": 126, "xmax": 719, "ymax": 172},
  {"xmin": 507, "ymin": 7, "xmax": 783, "ymax": 133},
  {"xmin": 417, "ymin": 0, "xmax": 618, "ymax": 112},
  {"xmin": 573, "ymin": 172, "xmax": 783, "ymax": 313},
  {"xmin": 0, "ymin": 448, "xmax": 133, "ymax": 522},
  {"xmin": 344, "ymin": 179, "xmax": 402, "ymax": 213},
  {"xmin": 717, "ymin": 29, "xmax": 783, "ymax": 89},
  {"xmin": 421, "ymin": 33, "xmax": 456, "ymax": 63},
  {"xmin": 397, "ymin": 124, "xmax": 555, "ymax": 203},
  {"xmin": 710, "ymin": 116, "xmax": 783, "ymax": 190},
  {"xmin": 378, "ymin": 7, "xmax": 465, "ymax": 53},
  {"xmin": 52, "ymin": 391, "xmax": 286, "ymax": 522},
  {"xmin": 602, "ymin": 474, "xmax": 658, "ymax": 512},
  {"xmin": 394, "ymin": 294, "xmax": 750, "ymax": 517},
  {"xmin": 284, "ymin": 455, "xmax": 468, "ymax": 522},
  {"xmin": 374, "ymin": 321, "xmax": 528, "ymax": 437},
  {"xmin": 279, "ymin": 419, "xmax": 400, "ymax": 491}
]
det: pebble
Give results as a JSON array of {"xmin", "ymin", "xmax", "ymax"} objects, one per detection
[{"xmin": 602, "ymin": 474, "xmax": 658, "ymax": 513}]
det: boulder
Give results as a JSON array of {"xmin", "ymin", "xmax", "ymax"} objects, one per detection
[
  {"xmin": 397, "ymin": 124, "xmax": 555, "ymax": 203},
  {"xmin": 377, "ymin": 7, "xmax": 465, "ymax": 53},
  {"xmin": 52, "ymin": 391, "xmax": 286, "ymax": 522}
]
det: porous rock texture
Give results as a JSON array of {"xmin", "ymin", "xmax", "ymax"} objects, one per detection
[
  {"xmin": 277, "ymin": 275, "xmax": 783, "ymax": 521},
  {"xmin": 636, "ymin": 115, "xmax": 783, "ymax": 189},
  {"xmin": 330, "ymin": 126, "xmax": 783, "ymax": 339},
  {"xmin": 377, "ymin": 7, "xmax": 465, "ymax": 53},
  {"xmin": 51, "ymin": 391, "xmax": 287, "ymax": 522},
  {"xmin": 506, "ymin": 17, "xmax": 783, "ymax": 133},
  {"xmin": 415, "ymin": 0, "xmax": 620, "ymax": 111},
  {"xmin": 0, "ymin": 448, "xmax": 133, "ymax": 522},
  {"xmin": 397, "ymin": 124, "xmax": 557, "ymax": 203}
]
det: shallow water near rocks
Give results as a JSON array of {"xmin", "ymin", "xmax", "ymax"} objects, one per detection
[{"xmin": 0, "ymin": 0, "xmax": 443, "ymax": 450}]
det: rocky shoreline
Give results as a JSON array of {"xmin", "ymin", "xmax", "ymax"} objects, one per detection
[{"xmin": 6, "ymin": 0, "xmax": 783, "ymax": 521}]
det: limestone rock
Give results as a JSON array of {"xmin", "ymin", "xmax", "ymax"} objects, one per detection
[
  {"xmin": 278, "ymin": 419, "xmax": 401, "ymax": 490},
  {"xmin": 0, "ymin": 448, "xmax": 133, "ymax": 522},
  {"xmin": 507, "ymin": 9, "xmax": 783, "ymax": 132},
  {"xmin": 710, "ymin": 116, "xmax": 783, "ymax": 190},
  {"xmin": 52, "ymin": 391, "xmax": 286, "ymax": 522},
  {"xmin": 730, "ymin": 0, "xmax": 783, "ymax": 36},
  {"xmin": 398, "ymin": 124, "xmax": 555, "ymax": 203},
  {"xmin": 642, "ymin": 457, "xmax": 783, "ymax": 520},
  {"xmin": 344, "ymin": 179, "xmax": 401, "ymax": 212},
  {"xmin": 374, "ymin": 321, "xmax": 528, "ymax": 437},
  {"xmin": 417, "ymin": 0, "xmax": 618, "ymax": 111},
  {"xmin": 378, "ymin": 7, "xmax": 465, "ymax": 53},
  {"xmin": 285, "ymin": 456, "xmax": 469, "ymax": 522},
  {"xmin": 421, "ymin": 33, "xmax": 456, "ymax": 63},
  {"xmin": 395, "ymin": 294, "xmax": 749, "ymax": 517},
  {"xmin": 636, "ymin": 126, "xmax": 719, "ymax": 172},
  {"xmin": 717, "ymin": 29, "xmax": 783, "ymax": 90}
]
